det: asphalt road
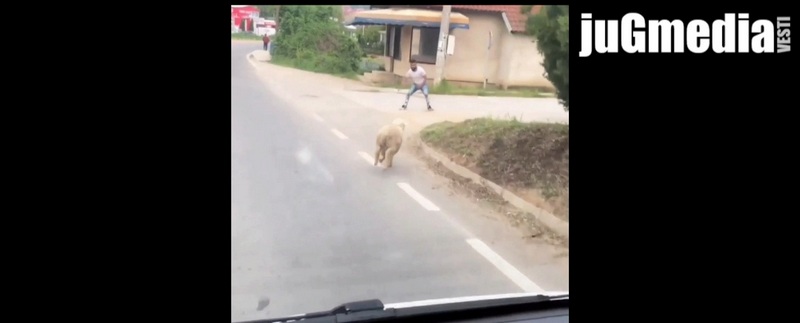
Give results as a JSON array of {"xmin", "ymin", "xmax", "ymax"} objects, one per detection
[{"xmin": 231, "ymin": 42, "xmax": 566, "ymax": 321}]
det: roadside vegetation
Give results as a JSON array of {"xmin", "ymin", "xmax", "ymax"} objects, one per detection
[
  {"xmin": 524, "ymin": 5, "xmax": 569, "ymax": 110},
  {"xmin": 421, "ymin": 118, "xmax": 569, "ymax": 221},
  {"xmin": 383, "ymin": 80, "xmax": 550, "ymax": 98},
  {"xmin": 429, "ymin": 80, "xmax": 548, "ymax": 98},
  {"xmin": 356, "ymin": 26, "xmax": 385, "ymax": 56},
  {"xmin": 270, "ymin": 5, "xmax": 364, "ymax": 78},
  {"xmin": 231, "ymin": 33, "xmax": 262, "ymax": 41},
  {"xmin": 419, "ymin": 6, "xmax": 570, "ymax": 223}
]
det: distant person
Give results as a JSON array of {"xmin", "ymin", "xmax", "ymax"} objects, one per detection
[
  {"xmin": 262, "ymin": 34, "xmax": 270, "ymax": 51},
  {"xmin": 401, "ymin": 59, "xmax": 433, "ymax": 111}
]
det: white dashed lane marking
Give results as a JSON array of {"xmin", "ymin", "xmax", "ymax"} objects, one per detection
[
  {"xmin": 358, "ymin": 151, "xmax": 374, "ymax": 165},
  {"xmin": 466, "ymin": 238, "xmax": 545, "ymax": 293},
  {"xmin": 330, "ymin": 128, "xmax": 349, "ymax": 140},
  {"xmin": 311, "ymin": 113, "xmax": 324, "ymax": 122},
  {"xmin": 394, "ymin": 183, "xmax": 543, "ymax": 292},
  {"xmin": 396, "ymin": 182, "xmax": 440, "ymax": 211}
]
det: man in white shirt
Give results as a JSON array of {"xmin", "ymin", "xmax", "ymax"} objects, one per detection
[{"xmin": 401, "ymin": 59, "xmax": 433, "ymax": 111}]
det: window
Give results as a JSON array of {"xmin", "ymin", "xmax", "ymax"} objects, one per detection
[{"xmin": 410, "ymin": 27, "xmax": 439, "ymax": 64}]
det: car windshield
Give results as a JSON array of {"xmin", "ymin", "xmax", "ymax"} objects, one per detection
[{"xmin": 231, "ymin": 4, "xmax": 569, "ymax": 321}]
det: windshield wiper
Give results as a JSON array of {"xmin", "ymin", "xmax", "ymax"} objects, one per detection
[
  {"xmin": 239, "ymin": 299, "xmax": 392, "ymax": 323},
  {"xmin": 235, "ymin": 294, "xmax": 568, "ymax": 323}
]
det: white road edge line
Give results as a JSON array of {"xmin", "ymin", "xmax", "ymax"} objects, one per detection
[
  {"xmin": 396, "ymin": 183, "xmax": 440, "ymax": 211},
  {"xmin": 245, "ymin": 53, "xmax": 260, "ymax": 69},
  {"xmin": 311, "ymin": 113, "xmax": 324, "ymax": 122},
  {"xmin": 330, "ymin": 128, "xmax": 349, "ymax": 140},
  {"xmin": 358, "ymin": 151, "xmax": 374, "ymax": 165},
  {"xmin": 465, "ymin": 238, "xmax": 545, "ymax": 293}
]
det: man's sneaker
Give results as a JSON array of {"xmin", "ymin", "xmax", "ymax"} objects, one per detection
[
  {"xmin": 400, "ymin": 105, "xmax": 407, "ymax": 110},
  {"xmin": 427, "ymin": 105, "xmax": 434, "ymax": 111}
]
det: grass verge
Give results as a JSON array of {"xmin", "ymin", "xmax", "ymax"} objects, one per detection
[
  {"xmin": 420, "ymin": 118, "xmax": 569, "ymax": 221},
  {"xmin": 430, "ymin": 80, "xmax": 549, "ymax": 98},
  {"xmin": 270, "ymin": 56, "xmax": 359, "ymax": 80},
  {"xmin": 231, "ymin": 33, "xmax": 262, "ymax": 41},
  {"xmin": 381, "ymin": 80, "xmax": 551, "ymax": 98}
]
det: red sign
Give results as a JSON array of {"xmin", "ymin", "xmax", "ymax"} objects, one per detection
[{"xmin": 231, "ymin": 6, "xmax": 260, "ymax": 30}]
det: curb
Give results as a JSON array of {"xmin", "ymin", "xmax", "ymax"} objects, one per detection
[
  {"xmin": 416, "ymin": 138, "xmax": 569, "ymax": 240},
  {"xmin": 248, "ymin": 50, "xmax": 271, "ymax": 62}
]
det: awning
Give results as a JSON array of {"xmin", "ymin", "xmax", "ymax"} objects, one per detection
[{"xmin": 345, "ymin": 9, "xmax": 470, "ymax": 30}]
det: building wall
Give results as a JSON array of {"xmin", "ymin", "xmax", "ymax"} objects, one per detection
[
  {"xmin": 381, "ymin": 9, "xmax": 553, "ymax": 89},
  {"xmin": 503, "ymin": 33, "xmax": 553, "ymax": 89},
  {"xmin": 442, "ymin": 11, "xmax": 506, "ymax": 84}
]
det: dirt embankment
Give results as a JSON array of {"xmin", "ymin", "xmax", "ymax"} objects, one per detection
[{"xmin": 420, "ymin": 118, "xmax": 569, "ymax": 221}]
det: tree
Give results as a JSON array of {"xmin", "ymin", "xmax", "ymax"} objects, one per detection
[
  {"xmin": 256, "ymin": 5, "xmax": 279, "ymax": 19},
  {"xmin": 357, "ymin": 26, "xmax": 383, "ymax": 55},
  {"xmin": 273, "ymin": 6, "xmax": 363, "ymax": 75},
  {"xmin": 525, "ymin": 6, "xmax": 569, "ymax": 111}
]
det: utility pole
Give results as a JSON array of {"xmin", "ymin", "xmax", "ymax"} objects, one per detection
[
  {"xmin": 483, "ymin": 31, "xmax": 492, "ymax": 89},
  {"xmin": 433, "ymin": 5, "xmax": 451, "ymax": 86}
]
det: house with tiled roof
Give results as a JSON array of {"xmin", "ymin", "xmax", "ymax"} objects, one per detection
[{"xmin": 346, "ymin": 5, "xmax": 551, "ymax": 90}]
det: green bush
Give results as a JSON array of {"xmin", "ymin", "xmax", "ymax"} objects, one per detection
[
  {"xmin": 358, "ymin": 59, "xmax": 383, "ymax": 73},
  {"xmin": 526, "ymin": 5, "xmax": 569, "ymax": 111},
  {"xmin": 256, "ymin": 5, "xmax": 279, "ymax": 18},
  {"xmin": 357, "ymin": 26, "xmax": 384, "ymax": 56},
  {"xmin": 273, "ymin": 6, "xmax": 363, "ymax": 75},
  {"xmin": 231, "ymin": 32, "xmax": 262, "ymax": 41}
]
